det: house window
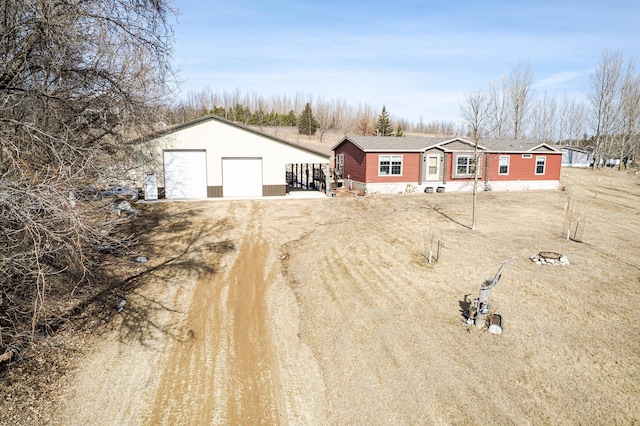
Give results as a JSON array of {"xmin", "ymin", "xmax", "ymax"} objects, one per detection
[
  {"xmin": 535, "ymin": 156, "xmax": 546, "ymax": 175},
  {"xmin": 455, "ymin": 154, "xmax": 479, "ymax": 177},
  {"xmin": 379, "ymin": 155, "xmax": 402, "ymax": 176},
  {"xmin": 391, "ymin": 156, "xmax": 402, "ymax": 175},
  {"xmin": 499, "ymin": 156, "xmax": 510, "ymax": 175}
]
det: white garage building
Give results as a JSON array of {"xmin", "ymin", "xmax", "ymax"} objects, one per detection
[{"xmin": 147, "ymin": 115, "xmax": 330, "ymax": 199}]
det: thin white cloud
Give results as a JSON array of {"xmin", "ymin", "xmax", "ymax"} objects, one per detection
[{"xmin": 534, "ymin": 69, "xmax": 593, "ymax": 89}]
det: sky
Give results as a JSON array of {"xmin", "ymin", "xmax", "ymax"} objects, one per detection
[{"xmin": 170, "ymin": 0, "xmax": 640, "ymax": 124}]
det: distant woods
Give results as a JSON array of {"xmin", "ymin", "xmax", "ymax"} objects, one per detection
[
  {"xmin": 166, "ymin": 82, "xmax": 587, "ymax": 142},
  {"xmin": 165, "ymin": 88, "xmax": 458, "ymax": 137},
  {"xmin": 168, "ymin": 50, "xmax": 639, "ymax": 164}
]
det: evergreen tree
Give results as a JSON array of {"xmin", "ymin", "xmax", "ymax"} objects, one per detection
[
  {"xmin": 375, "ymin": 106, "xmax": 393, "ymax": 136},
  {"xmin": 395, "ymin": 124, "xmax": 404, "ymax": 137},
  {"xmin": 267, "ymin": 110, "xmax": 277, "ymax": 125},
  {"xmin": 251, "ymin": 108, "xmax": 265, "ymax": 126},
  {"xmin": 298, "ymin": 103, "xmax": 318, "ymax": 135},
  {"xmin": 287, "ymin": 110, "xmax": 297, "ymax": 126},
  {"xmin": 213, "ymin": 106, "xmax": 226, "ymax": 117}
]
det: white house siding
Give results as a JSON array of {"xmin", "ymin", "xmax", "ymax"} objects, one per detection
[
  {"xmin": 561, "ymin": 148, "xmax": 592, "ymax": 167},
  {"xmin": 152, "ymin": 117, "xmax": 329, "ymax": 197}
]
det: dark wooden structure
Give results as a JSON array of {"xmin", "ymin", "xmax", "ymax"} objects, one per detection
[{"xmin": 286, "ymin": 163, "xmax": 326, "ymax": 191}]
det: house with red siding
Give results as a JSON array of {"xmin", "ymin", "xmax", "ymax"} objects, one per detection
[{"xmin": 332, "ymin": 136, "xmax": 562, "ymax": 194}]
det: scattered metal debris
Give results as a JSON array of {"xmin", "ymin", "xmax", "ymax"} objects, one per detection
[
  {"xmin": 116, "ymin": 298, "xmax": 127, "ymax": 312},
  {"xmin": 488, "ymin": 312, "xmax": 503, "ymax": 335},
  {"xmin": 110, "ymin": 200, "xmax": 138, "ymax": 217},
  {"xmin": 103, "ymin": 185, "xmax": 139, "ymax": 200}
]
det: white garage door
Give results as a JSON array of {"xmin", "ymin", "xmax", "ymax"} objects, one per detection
[
  {"xmin": 222, "ymin": 158, "xmax": 263, "ymax": 197},
  {"xmin": 164, "ymin": 150, "xmax": 207, "ymax": 199}
]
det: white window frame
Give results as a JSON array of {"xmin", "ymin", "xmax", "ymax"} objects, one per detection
[
  {"xmin": 498, "ymin": 156, "xmax": 510, "ymax": 175},
  {"xmin": 454, "ymin": 154, "xmax": 481, "ymax": 178},
  {"xmin": 379, "ymin": 155, "xmax": 402, "ymax": 176},
  {"xmin": 535, "ymin": 156, "xmax": 546, "ymax": 175},
  {"xmin": 336, "ymin": 153, "xmax": 344, "ymax": 169}
]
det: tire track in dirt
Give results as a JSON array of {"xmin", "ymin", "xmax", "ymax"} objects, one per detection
[
  {"xmin": 145, "ymin": 202, "xmax": 278, "ymax": 425},
  {"xmin": 226, "ymin": 234, "xmax": 278, "ymax": 424}
]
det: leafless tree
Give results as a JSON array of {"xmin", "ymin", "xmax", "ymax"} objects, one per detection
[
  {"xmin": 561, "ymin": 96, "xmax": 588, "ymax": 145},
  {"xmin": 488, "ymin": 76, "xmax": 510, "ymax": 138},
  {"xmin": 0, "ymin": 0, "xmax": 175, "ymax": 363},
  {"xmin": 556, "ymin": 95, "xmax": 570, "ymax": 144},
  {"xmin": 532, "ymin": 92, "xmax": 559, "ymax": 144},
  {"xmin": 586, "ymin": 49, "xmax": 624, "ymax": 168},
  {"xmin": 459, "ymin": 89, "xmax": 491, "ymax": 230},
  {"xmin": 616, "ymin": 60, "xmax": 640, "ymax": 168},
  {"xmin": 414, "ymin": 118, "xmax": 457, "ymax": 136},
  {"xmin": 355, "ymin": 103, "xmax": 376, "ymax": 136},
  {"xmin": 330, "ymin": 98, "xmax": 351, "ymax": 135},
  {"xmin": 313, "ymin": 96, "xmax": 335, "ymax": 141},
  {"xmin": 507, "ymin": 61, "xmax": 535, "ymax": 139}
]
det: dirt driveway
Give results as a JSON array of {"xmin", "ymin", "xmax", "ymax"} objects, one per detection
[{"xmin": 55, "ymin": 167, "xmax": 640, "ymax": 425}]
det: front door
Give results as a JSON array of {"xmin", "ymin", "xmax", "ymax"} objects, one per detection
[{"xmin": 426, "ymin": 154, "xmax": 440, "ymax": 181}]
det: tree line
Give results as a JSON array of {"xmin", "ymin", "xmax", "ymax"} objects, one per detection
[
  {"xmin": 168, "ymin": 50, "xmax": 640, "ymax": 168},
  {"xmin": 165, "ymin": 88, "xmax": 436, "ymax": 139},
  {"xmin": 459, "ymin": 50, "xmax": 640, "ymax": 168}
]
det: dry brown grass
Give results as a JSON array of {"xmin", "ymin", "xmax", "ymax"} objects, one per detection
[
  {"xmin": 282, "ymin": 166, "xmax": 640, "ymax": 424},
  {"xmin": 3, "ymin": 167, "xmax": 639, "ymax": 425}
]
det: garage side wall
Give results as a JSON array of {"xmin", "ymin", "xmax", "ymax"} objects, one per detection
[{"xmin": 153, "ymin": 119, "xmax": 329, "ymax": 197}]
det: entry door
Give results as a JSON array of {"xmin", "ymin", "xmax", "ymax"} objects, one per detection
[{"xmin": 426, "ymin": 154, "xmax": 440, "ymax": 181}]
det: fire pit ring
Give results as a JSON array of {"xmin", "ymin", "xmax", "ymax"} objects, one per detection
[{"xmin": 530, "ymin": 251, "xmax": 570, "ymax": 266}]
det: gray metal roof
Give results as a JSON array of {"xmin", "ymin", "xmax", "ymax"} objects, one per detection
[
  {"xmin": 479, "ymin": 139, "xmax": 557, "ymax": 152},
  {"xmin": 334, "ymin": 135, "xmax": 457, "ymax": 152},
  {"xmin": 560, "ymin": 145, "xmax": 592, "ymax": 153}
]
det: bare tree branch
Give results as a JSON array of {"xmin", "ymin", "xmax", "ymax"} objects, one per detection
[{"xmin": 0, "ymin": 0, "xmax": 176, "ymax": 364}]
